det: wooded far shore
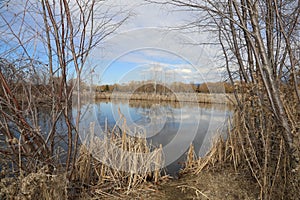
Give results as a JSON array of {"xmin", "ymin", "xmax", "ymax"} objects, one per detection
[{"xmin": 91, "ymin": 92, "xmax": 236, "ymax": 105}]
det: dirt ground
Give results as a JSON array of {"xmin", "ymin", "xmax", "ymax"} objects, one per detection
[
  {"xmin": 1, "ymin": 160, "xmax": 260, "ymax": 199},
  {"xmin": 128, "ymin": 168, "xmax": 259, "ymax": 200}
]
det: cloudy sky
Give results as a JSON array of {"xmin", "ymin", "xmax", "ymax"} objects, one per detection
[
  {"xmin": 89, "ymin": 0, "xmax": 225, "ymax": 85},
  {"xmin": 0, "ymin": 0, "xmax": 225, "ymax": 85}
]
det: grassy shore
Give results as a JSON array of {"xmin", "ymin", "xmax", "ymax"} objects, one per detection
[
  {"xmin": 94, "ymin": 92, "xmax": 236, "ymax": 105},
  {"xmin": 1, "ymin": 89, "xmax": 298, "ymax": 199},
  {"xmin": 0, "ymin": 146, "xmax": 259, "ymax": 200}
]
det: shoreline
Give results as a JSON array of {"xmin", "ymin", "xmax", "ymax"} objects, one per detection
[{"xmin": 93, "ymin": 92, "xmax": 236, "ymax": 105}]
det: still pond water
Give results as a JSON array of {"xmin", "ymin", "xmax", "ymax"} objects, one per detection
[{"xmin": 77, "ymin": 99, "xmax": 232, "ymax": 176}]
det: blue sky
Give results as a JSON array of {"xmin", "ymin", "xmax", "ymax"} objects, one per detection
[
  {"xmin": 86, "ymin": 26, "xmax": 224, "ymax": 85},
  {"xmin": 91, "ymin": 47, "xmax": 204, "ymax": 85},
  {"xmin": 0, "ymin": 0, "xmax": 225, "ymax": 85},
  {"xmin": 86, "ymin": 0, "xmax": 225, "ymax": 85}
]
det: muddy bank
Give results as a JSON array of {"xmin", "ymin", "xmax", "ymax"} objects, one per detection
[
  {"xmin": 94, "ymin": 92, "xmax": 236, "ymax": 105},
  {"xmin": 120, "ymin": 168, "xmax": 259, "ymax": 200}
]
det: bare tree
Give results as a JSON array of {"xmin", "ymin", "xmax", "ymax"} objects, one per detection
[
  {"xmin": 147, "ymin": 0, "xmax": 300, "ymax": 199},
  {"xmin": 0, "ymin": 0, "xmax": 129, "ymax": 178}
]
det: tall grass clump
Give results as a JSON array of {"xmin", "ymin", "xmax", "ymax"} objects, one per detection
[
  {"xmin": 72, "ymin": 112, "xmax": 164, "ymax": 198},
  {"xmin": 183, "ymin": 83, "xmax": 300, "ymax": 200},
  {"xmin": 0, "ymin": 111, "xmax": 164, "ymax": 199}
]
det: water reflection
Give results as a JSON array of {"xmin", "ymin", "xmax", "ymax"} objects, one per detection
[{"xmin": 78, "ymin": 99, "xmax": 232, "ymax": 176}]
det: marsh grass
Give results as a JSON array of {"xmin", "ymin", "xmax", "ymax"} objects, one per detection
[
  {"xmin": 95, "ymin": 92, "xmax": 235, "ymax": 104},
  {"xmin": 73, "ymin": 124, "xmax": 164, "ymax": 198},
  {"xmin": 182, "ymin": 85, "xmax": 300, "ymax": 199},
  {"xmin": 0, "ymin": 111, "xmax": 164, "ymax": 199}
]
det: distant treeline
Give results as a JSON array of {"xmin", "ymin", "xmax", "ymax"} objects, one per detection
[
  {"xmin": 92, "ymin": 81, "xmax": 235, "ymax": 94},
  {"xmin": 0, "ymin": 74, "xmax": 73, "ymax": 104}
]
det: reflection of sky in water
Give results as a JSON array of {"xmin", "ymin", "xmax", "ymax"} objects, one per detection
[{"xmin": 75, "ymin": 100, "xmax": 232, "ymax": 176}]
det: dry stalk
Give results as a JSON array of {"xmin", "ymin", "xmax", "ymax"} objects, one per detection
[
  {"xmin": 72, "ymin": 111, "xmax": 164, "ymax": 196},
  {"xmin": 18, "ymin": 134, "xmax": 23, "ymax": 179},
  {"xmin": 177, "ymin": 185, "xmax": 210, "ymax": 199},
  {"xmin": 186, "ymin": 143, "xmax": 195, "ymax": 169},
  {"xmin": 184, "ymin": 84, "xmax": 299, "ymax": 199}
]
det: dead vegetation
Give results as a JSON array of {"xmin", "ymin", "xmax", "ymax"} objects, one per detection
[
  {"xmin": 182, "ymin": 83, "xmax": 300, "ymax": 199},
  {"xmin": 0, "ymin": 111, "xmax": 164, "ymax": 199},
  {"xmin": 95, "ymin": 92, "xmax": 235, "ymax": 105},
  {"xmin": 1, "ymin": 86, "xmax": 298, "ymax": 199},
  {"xmin": 155, "ymin": 168, "xmax": 259, "ymax": 200},
  {"xmin": 1, "ymin": 1, "xmax": 299, "ymax": 198}
]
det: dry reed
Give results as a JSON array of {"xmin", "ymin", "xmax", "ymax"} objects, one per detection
[
  {"xmin": 95, "ymin": 92, "xmax": 236, "ymax": 105},
  {"xmin": 182, "ymin": 84, "xmax": 300, "ymax": 199},
  {"xmin": 0, "ymin": 110, "xmax": 164, "ymax": 199},
  {"xmin": 71, "ymin": 110, "xmax": 164, "ymax": 198}
]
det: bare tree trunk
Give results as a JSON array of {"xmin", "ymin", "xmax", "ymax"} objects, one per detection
[
  {"xmin": 0, "ymin": 0, "xmax": 128, "ymax": 177},
  {"xmin": 147, "ymin": 0, "xmax": 300, "ymax": 198}
]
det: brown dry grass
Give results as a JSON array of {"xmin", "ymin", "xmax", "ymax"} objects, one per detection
[
  {"xmin": 2, "ymin": 85, "xmax": 299, "ymax": 199},
  {"xmin": 0, "ymin": 110, "xmax": 164, "ymax": 199},
  {"xmin": 0, "ymin": 165, "xmax": 67, "ymax": 199},
  {"xmin": 95, "ymin": 92, "xmax": 236, "ymax": 105},
  {"xmin": 157, "ymin": 168, "xmax": 259, "ymax": 200},
  {"xmin": 182, "ymin": 84, "xmax": 300, "ymax": 199}
]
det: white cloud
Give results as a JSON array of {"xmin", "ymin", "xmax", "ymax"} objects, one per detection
[
  {"xmin": 92, "ymin": 28, "xmax": 215, "ymax": 68},
  {"xmin": 1, "ymin": 0, "xmax": 223, "ymax": 83}
]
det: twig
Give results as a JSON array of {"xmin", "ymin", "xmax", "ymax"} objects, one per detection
[{"xmin": 177, "ymin": 185, "xmax": 210, "ymax": 199}]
